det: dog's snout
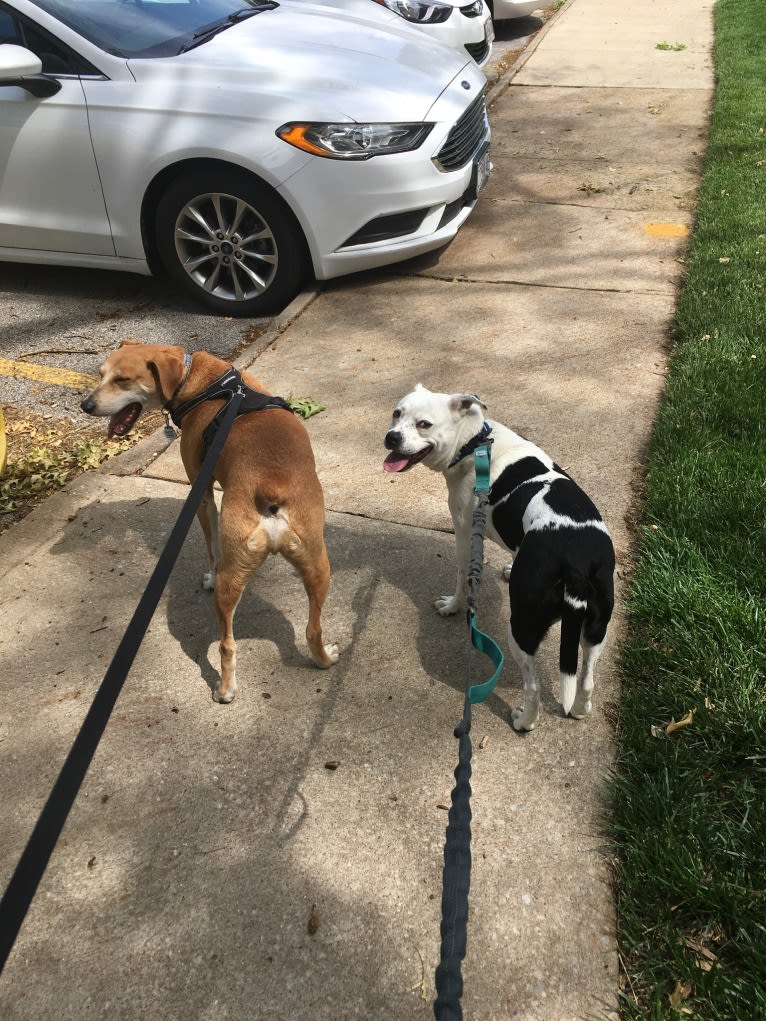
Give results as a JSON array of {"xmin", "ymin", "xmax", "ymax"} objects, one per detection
[
  {"xmin": 384, "ymin": 429, "xmax": 401, "ymax": 450},
  {"xmin": 81, "ymin": 395, "xmax": 96, "ymax": 415}
]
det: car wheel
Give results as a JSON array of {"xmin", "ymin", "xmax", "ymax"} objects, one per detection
[{"xmin": 155, "ymin": 169, "xmax": 308, "ymax": 316}]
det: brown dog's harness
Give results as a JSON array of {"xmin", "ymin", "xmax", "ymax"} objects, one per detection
[{"xmin": 166, "ymin": 363, "xmax": 293, "ymax": 452}]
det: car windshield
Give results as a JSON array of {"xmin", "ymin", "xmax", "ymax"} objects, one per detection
[{"xmin": 28, "ymin": 0, "xmax": 277, "ymax": 58}]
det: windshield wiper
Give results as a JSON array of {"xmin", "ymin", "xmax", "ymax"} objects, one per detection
[{"xmin": 179, "ymin": 3, "xmax": 278, "ymax": 54}]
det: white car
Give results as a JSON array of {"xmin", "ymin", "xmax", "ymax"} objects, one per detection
[
  {"xmin": 0, "ymin": 0, "xmax": 491, "ymax": 316},
  {"xmin": 487, "ymin": 0, "xmax": 541, "ymax": 21},
  {"xmin": 319, "ymin": 0, "xmax": 494, "ymax": 68}
]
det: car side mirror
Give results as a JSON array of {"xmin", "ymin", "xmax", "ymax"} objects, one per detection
[{"xmin": 0, "ymin": 43, "xmax": 61, "ymax": 97}]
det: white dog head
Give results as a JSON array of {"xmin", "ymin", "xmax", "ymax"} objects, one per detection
[{"xmin": 383, "ymin": 384, "xmax": 488, "ymax": 474}]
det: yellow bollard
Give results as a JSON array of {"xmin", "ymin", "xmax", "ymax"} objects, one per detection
[{"xmin": 0, "ymin": 404, "xmax": 6, "ymax": 477}]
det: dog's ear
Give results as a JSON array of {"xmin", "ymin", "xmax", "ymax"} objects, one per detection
[
  {"xmin": 147, "ymin": 350, "xmax": 187, "ymax": 403},
  {"xmin": 449, "ymin": 392, "xmax": 487, "ymax": 416}
]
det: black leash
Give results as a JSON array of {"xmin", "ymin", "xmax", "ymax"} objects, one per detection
[
  {"xmin": 0, "ymin": 386, "xmax": 245, "ymax": 975},
  {"xmin": 434, "ymin": 442, "xmax": 504, "ymax": 1020}
]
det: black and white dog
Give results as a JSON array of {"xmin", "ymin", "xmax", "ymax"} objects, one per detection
[{"xmin": 383, "ymin": 384, "xmax": 615, "ymax": 731}]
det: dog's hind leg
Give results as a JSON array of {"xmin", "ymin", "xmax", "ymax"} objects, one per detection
[
  {"xmin": 211, "ymin": 512, "xmax": 268, "ymax": 704},
  {"xmin": 569, "ymin": 561, "xmax": 613, "ymax": 718},
  {"xmin": 507, "ymin": 627, "xmax": 542, "ymax": 732},
  {"xmin": 198, "ymin": 489, "xmax": 221, "ymax": 591},
  {"xmin": 569, "ymin": 638, "xmax": 605, "ymax": 719},
  {"xmin": 282, "ymin": 537, "xmax": 339, "ymax": 669}
]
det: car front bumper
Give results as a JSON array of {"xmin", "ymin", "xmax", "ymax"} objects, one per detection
[{"xmin": 280, "ymin": 88, "xmax": 491, "ymax": 281}]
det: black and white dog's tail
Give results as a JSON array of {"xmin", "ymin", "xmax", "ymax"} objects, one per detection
[
  {"xmin": 559, "ymin": 558, "xmax": 614, "ymax": 715},
  {"xmin": 559, "ymin": 583, "xmax": 587, "ymax": 716}
]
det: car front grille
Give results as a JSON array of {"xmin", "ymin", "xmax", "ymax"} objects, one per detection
[
  {"xmin": 434, "ymin": 93, "xmax": 488, "ymax": 172},
  {"xmin": 464, "ymin": 39, "xmax": 490, "ymax": 63}
]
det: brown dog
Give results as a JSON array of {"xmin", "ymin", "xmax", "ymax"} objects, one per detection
[{"xmin": 81, "ymin": 340, "xmax": 338, "ymax": 703}]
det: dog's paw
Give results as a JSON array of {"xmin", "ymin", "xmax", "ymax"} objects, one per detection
[
  {"xmin": 321, "ymin": 643, "xmax": 340, "ymax": 667},
  {"xmin": 309, "ymin": 642, "xmax": 339, "ymax": 669},
  {"xmin": 502, "ymin": 563, "xmax": 513, "ymax": 581},
  {"xmin": 511, "ymin": 707, "xmax": 537, "ymax": 732},
  {"xmin": 568, "ymin": 695, "xmax": 592, "ymax": 719},
  {"xmin": 434, "ymin": 595, "xmax": 463, "ymax": 616},
  {"xmin": 212, "ymin": 684, "xmax": 237, "ymax": 704},
  {"xmin": 202, "ymin": 570, "xmax": 216, "ymax": 591}
]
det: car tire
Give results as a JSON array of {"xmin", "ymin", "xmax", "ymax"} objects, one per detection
[{"xmin": 155, "ymin": 168, "xmax": 308, "ymax": 316}]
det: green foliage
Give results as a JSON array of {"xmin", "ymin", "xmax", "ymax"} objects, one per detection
[
  {"xmin": 287, "ymin": 395, "xmax": 326, "ymax": 419},
  {"xmin": 614, "ymin": 1, "xmax": 766, "ymax": 1016},
  {"xmin": 0, "ymin": 435, "xmax": 132, "ymax": 514}
]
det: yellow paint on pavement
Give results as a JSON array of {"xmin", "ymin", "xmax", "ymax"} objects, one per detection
[
  {"xmin": 0, "ymin": 404, "xmax": 6, "ymax": 476},
  {"xmin": 645, "ymin": 222, "xmax": 689, "ymax": 238},
  {"xmin": 0, "ymin": 357, "xmax": 97, "ymax": 390}
]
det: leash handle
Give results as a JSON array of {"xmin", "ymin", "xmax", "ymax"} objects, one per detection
[{"xmin": 0, "ymin": 391, "xmax": 243, "ymax": 975}]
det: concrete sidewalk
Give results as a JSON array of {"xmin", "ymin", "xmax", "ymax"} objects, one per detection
[{"xmin": 0, "ymin": 2, "xmax": 714, "ymax": 1018}]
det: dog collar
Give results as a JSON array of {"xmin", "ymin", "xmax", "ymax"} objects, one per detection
[
  {"xmin": 165, "ymin": 352, "xmax": 193, "ymax": 408},
  {"xmin": 449, "ymin": 421, "xmax": 493, "ymax": 469}
]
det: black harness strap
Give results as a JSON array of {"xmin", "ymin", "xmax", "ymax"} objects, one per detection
[
  {"xmin": 167, "ymin": 366, "xmax": 293, "ymax": 454},
  {"xmin": 0, "ymin": 388, "xmax": 245, "ymax": 976}
]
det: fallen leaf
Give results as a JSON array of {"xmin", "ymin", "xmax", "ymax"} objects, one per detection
[
  {"xmin": 683, "ymin": 936, "xmax": 719, "ymax": 972},
  {"xmin": 308, "ymin": 903, "xmax": 319, "ymax": 934},
  {"xmin": 668, "ymin": 979, "xmax": 693, "ymax": 1010},
  {"xmin": 411, "ymin": 948, "xmax": 428, "ymax": 1001},
  {"xmin": 324, "ymin": 760, "xmax": 340, "ymax": 770},
  {"xmin": 667, "ymin": 710, "xmax": 695, "ymax": 734}
]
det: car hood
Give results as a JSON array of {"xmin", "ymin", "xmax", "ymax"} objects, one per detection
[{"xmin": 127, "ymin": 4, "xmax": 484, "ymax": 122}]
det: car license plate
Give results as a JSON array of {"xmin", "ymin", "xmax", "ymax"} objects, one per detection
[
  {"xmin": 473, "ymin": 144, "xmax": 491, "ymax": 199},
  {"xmin": 485, "ymin": 19, "xmax": 495, "ymax": 43}
]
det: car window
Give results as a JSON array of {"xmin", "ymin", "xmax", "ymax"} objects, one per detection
[
  {"xmin": 0, "ymin": 9, "xmax": 20, "ymax": 43},
  {"xmin": 0, "ymin": 4, "xmax": 97, "ymax": 73},
  {"xmin": 26, "ymin": 0, "xmax": 277, "ymax": 58}
]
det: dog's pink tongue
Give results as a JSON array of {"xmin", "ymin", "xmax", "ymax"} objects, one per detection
[{"xmin": 383, "ymin": 452, "xmax": 409, "ymax": 473}]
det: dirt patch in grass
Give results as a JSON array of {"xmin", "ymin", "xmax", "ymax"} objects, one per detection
[{"xmin": 0, "ymin": 405, "xmax": 163, "ymax": 534}]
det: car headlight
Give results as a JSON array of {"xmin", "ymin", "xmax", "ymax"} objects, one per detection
[
  {"xmin": 276, "ymin": 122, "xmax": 434, "ymax": 160},
  {"xmin": 372, "ymin": 0, "xmax": 453, "ymax": 24}
]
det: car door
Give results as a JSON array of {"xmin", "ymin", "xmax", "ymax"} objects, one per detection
[{"xmin": 0, "ymin": 6, "xmax": 114, "ymax": 256}]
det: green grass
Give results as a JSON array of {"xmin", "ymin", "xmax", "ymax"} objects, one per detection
[{"xmin": 612, "ymin": 1, "xmax": 766, "ymax": 1017}]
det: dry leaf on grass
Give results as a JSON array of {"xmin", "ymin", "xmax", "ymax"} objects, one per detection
[
  {"xmin": 668, "ymin": 978, "xmax": 693, "ymax": 1011},
  {"xmin": 666, "ymin": 710, "xmax": 695, "ymax": 734}
]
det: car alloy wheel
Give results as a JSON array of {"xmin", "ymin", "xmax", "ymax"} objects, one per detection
[{"xmin": 155, "ymin": 168, "xmax": 307, "ymax": 316}]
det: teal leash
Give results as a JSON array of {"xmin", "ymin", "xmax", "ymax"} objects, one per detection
[
  {"xmin": 466, "ymin": 442, "xmax": 504, "ymax": 704},
  {"xmin": 434, "ymin": 440, "xmax": 504, "ymax": 1020}
]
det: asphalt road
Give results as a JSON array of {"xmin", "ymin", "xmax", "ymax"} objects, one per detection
[{"xmin": 0, "ymin": 13, "xmax": 544, "ymax": 419}]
